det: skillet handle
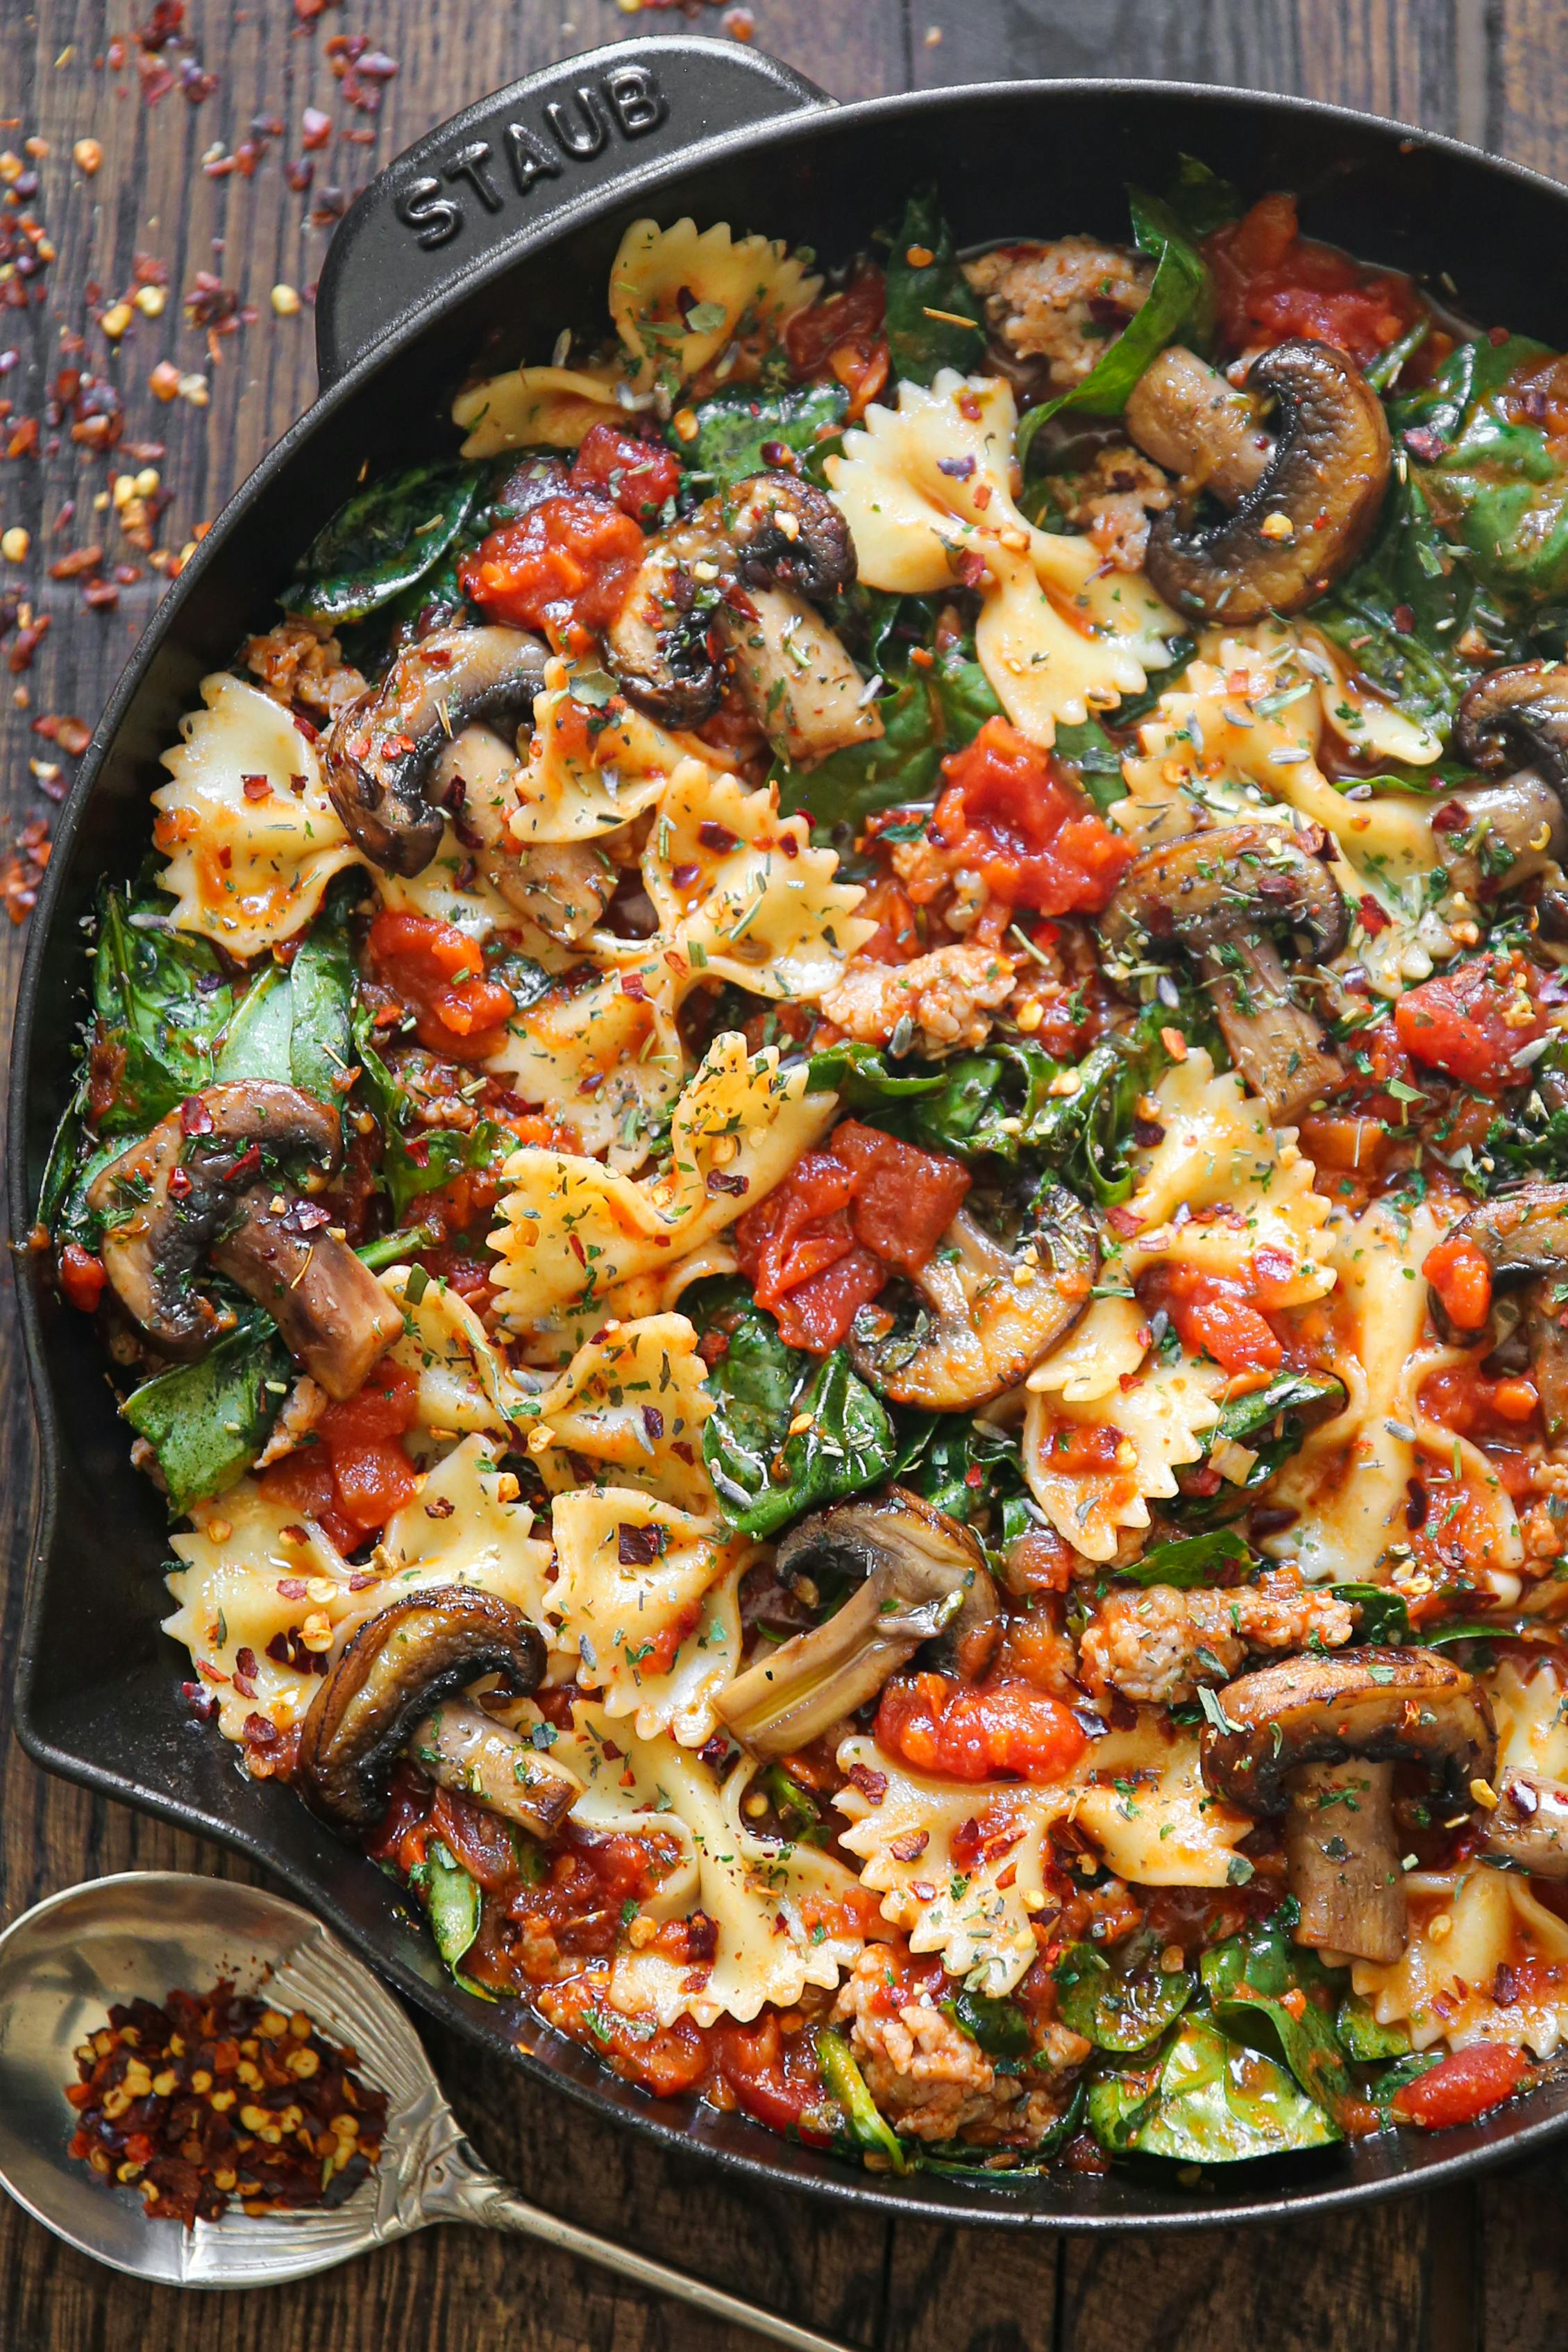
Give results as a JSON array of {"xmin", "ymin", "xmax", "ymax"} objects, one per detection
[{"xmin": 314, "ymin": 35, "xmax": 833, "ymax": 392}]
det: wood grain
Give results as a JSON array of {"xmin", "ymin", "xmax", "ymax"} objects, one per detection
[{"xmin": 1, "ymin": 0, "xmax": 1565, "ymax": 2346}]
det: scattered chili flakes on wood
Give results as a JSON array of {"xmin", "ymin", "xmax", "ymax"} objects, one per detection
[
  {"xmin": 2, "ymin": 816, "xmax": 51, "ymax": 922},
  {"xmin": 65, "ymin": 1979, "xmax": 388, "ymax": 2227}
]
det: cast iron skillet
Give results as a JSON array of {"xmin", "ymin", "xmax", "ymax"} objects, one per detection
[{"xmin": 12, "ymin": 33, "xmax": 1568, "ymax": 2228}]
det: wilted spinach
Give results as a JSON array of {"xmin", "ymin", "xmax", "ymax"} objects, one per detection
[
  {"xmin": 1201, "ymin": 1911, "xmax": 1356, "ymax": 2122},
  {"xmin": 1114, "ymin": 1525, "xmax": 1255, "ymax": 1589},
  {"xmin": 882, "ymin": 189, "xmax": 986, "ymax": 386},
  {"xmin": 1087, "ymin": 2015, "xmax": 1340, "ymax": 2161},
  {"xmin": 121, "ymin": 1310, "xmax": 293, "ymax": 1518},
  {"xmin": 91, "ymin": 888, "xmax": 236, "ymax": 1134},
  {"xmin": 691, "ymin": 1278, "xmax": 901, "ymax": 1539},
  {"xmin": 285, "ymin": 458, "xmax": 484, "ymax": 625},
  {"xmin": 1056, "ymin": 1943, "xmax": 1196, "ymax": 2053},
  {"xmin": 779, "ymin": 634, "xmax": 1002, "ymax": 832},
  {"xmin": 675, "ymin": 378, "xmax": 848, "ymax": 492},
  {"xmin": 1170, "ymin": 1370, "xmax": 1347, "ymax": 1525}
]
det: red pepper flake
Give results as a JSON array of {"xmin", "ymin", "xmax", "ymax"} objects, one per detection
[
  {"xmin": 1392, "ymin": 603, "xmax": 1415, "ymax": 635},
  {"xmin": 1, "ymin": 816, "xmax": 50, "ymax": 923},
  {"xmin": 241, "ymin": 773, "xmax": 272, "ymax": 803},
  {"xmin": 276, "ymin": 1577, "xmax": 307, "ymax": 1600},
  {"xmin": 49, "ymin": 546, "xmax": 103, "ymax": 580},
  {"xmin": 180, "ymin": 1094, "xmax": 214, "ymax": 1136},
  {"xmin": 845, "ymin": 1763, "xmax": 888, "ymax": 1804},
  {"xmin": 697, "ymin": 819, "xmax": 739, "ymax": 853},
  {"xmin": 1358, "ymin": 893, "xmax": 1393, "ymax": 936},
  {"xmin": 64, "ymin": 1978, "xmax": 387, "ymax": 2227},
  {"xmin": 301, "ymin": 107, "xmax": 331, "ymax": 150},
  {"xmin": 31, "ymin": 712, "xmax": 92, "ymax": 756}
]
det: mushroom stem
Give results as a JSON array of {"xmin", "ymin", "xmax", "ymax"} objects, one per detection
[
  {"xmin": 1124, "ymin": 346, "xmax": 1271, "ymax": 505},
  {"xmin": 1285, "ymin": 1758, "xmax": 1405, "ymax": 1964},
  {"xmin": 1199, "ymin": 928, "xmax": 1345, "ymax": 1123},
  {"xmin": 211, "ymin": 1186, "xmax": 400, "ymax": 1403},
  {"xmin": 411, "ymin": 1701, "xmax": 582, "ymax": 1841},
  {"xmin": 1486, "ymin": 1766, "xmax": 1568, "ymax": 1877}
]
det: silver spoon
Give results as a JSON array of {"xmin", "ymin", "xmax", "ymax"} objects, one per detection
[{"xmin": 0, "ymin": 1872, "xmax": 854, "ymax": 2350}]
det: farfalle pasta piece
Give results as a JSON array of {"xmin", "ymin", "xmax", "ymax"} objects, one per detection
[
  {"xmin": 1027, "ymin": 1294, "xmax": 1150, "ymax": 1406},
  {"xmin": 641, "ymin": 765, "xmax": 873, "ymax": 1000},
  {"xmin": 1490, "ymin": 1658, "xmax": 1568, "ymax": 1784},
  {"xmin": 381, "ymin": 1266, "xmax": 536, "ymax": 1439},
  {"xmin": 508, "ymin": 668, "xmax": 717, "ymax": 846},
  {"xmin": 550, "ymin": 1489, "xmax": 742, "ymax": 1745},
  {"xmin": 609, "ymin": 217, "xmax": 820, "ymax": 392},
  {"xmin": 1351, "ymin": 1866, "xmax": 1568, "ymax": 2058},
  {"xmin": 827, "ymin": 371, "xmax": 1182, "ymax": 745},
  {"xmin": 452, "ymin": 363, "xmax": 623, "ymax": 457},
  {"xmin": 834, "ymin": 1736, "xmax": 1066, "ymax": 1995},
  {"xmin": 1071, "ymin": 1719, "xmax": 1255, "ymax": 1886},
  {"xmin": 1112, "ymin": 635, "xmax": 1456, "ymax": 996},
  {"xmin": 489, "ymin": 1035, "xmax": 836, "ymax": 1346},
  {"xmin": 151, "ymin": 673, "xmax": 359, "ymax": 955},
  {"xmin": 372, "ymin": 818, "xmax": 530, "ymax": 943},
  {"xmin": 487, "ymin": 954, "xmax": 686, "ymax": 1167},
  {"xmin": 1114, "ymin": 1051, "xmax": 1335, "ymax": 1304},
  {"xmin": 1023, "ymin": 1347, "xmax": 1222, "ymax": 1563},
  {"xmin": 528, "ymin": 1314, "xmax": 715, "ymax": 1513},
  {"xmin": 553, "ymin": 1703, "xmax": 868, "ymax": 2025},
  {"xmin": 374, "ymin": 1434, "xmax": 555, "ymax": 1629},
  {"xmin": 1262, "ymin": 1198, "xmax": 1440, "ymax": 1583}
]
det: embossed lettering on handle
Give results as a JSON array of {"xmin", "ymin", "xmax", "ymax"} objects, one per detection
[{"xmin": 396, "ymin": 64, "xmax": 669, "ymax": 250}]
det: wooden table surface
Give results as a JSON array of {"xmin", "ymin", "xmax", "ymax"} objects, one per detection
[{"xmin": 4, "ymin": 0, "xmax": 1568, "ymax": 2343}]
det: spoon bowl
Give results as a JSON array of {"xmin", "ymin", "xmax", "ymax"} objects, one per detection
[{"xmin": 0, "ymin": 1873, "xmax": 849, "ymax": 2346}]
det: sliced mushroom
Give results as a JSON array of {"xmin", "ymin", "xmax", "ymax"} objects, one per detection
[
  {"xmin": 324, "ymin": 625, "xmax": 550, "ymax": 877},
  {"xmin": 1456, "ymin": 663, "xmax": 1568, "ymax": 793},
  {"xmin": 87, "ymin": 1080, "xmax": 399, "ymax": 1397},
  {"xmin": 1101, "ymin": 822, "xmax": 1348, "ymax": 1121},
  {"xmin": 1485, "ymin": 1766, "xmax": 1568, "ymax": 1877},
  {"xmin": 1200, "ymin": 1647, "xmax": 1496, "ymax": 1963},
  {"xmin": 410, "ymin": 1699, "xmax": 582, "ymax": 1841},
  {"xmin": 1124, "ymin": 347, "xmax": 1272, "ymax": 506},
  {"xmin": 1127, "ymin": 339, "xmax": 1391, "ymax": 623},
  {"xmin": 605, "ymin": 471, "xmax": 881, "ymax": 766},
  {"xmin": 848, "ymin": 1183, "xmax": 1098, "ymax": 1412},
  {"xmin": 1428, "ymin": 1184, "xmax": 1568, "ymax": 1439},
  {"xmin": 296, "ymin": 1588, "xmax": 546, "ymax": 1831},
  {"xmin": 433, "ymin": 723, "xmax": 616, "ymax": 944},
  {"xmin": 716, "ymin": 1488, "xmax": 988, "ymax": 1758},
  {"xmin": 1433, "ymin": 663, "xmax": 1568, "ymax": 902}
]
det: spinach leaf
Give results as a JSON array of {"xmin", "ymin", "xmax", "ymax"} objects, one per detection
[
  {"xmin": 1115, "ymin": 1526, "xmax": 1254, "ymax": 1589},
  {"xmin": 1311, "ymin": 470, "xmax": 1483, "ymax": 735},
  {"xmin": 1331, "ymin": 1584, "xmax": 1412, "ymax": 1645},
  {"xmin": 1336, "ymin": 1992, "xmax": 1410, "ymax": 2063},
  {"xmin": 1052, "ymin": 716, "xmax": 1129, "ymax": 813},
  {"xmin": 122, "ymin": 1311, "xmax": 292, "ymax": 1516},
  {"xmin": 1089, "ymin": 2015, "xmax": 1341, "ymax": 2162},
  {"xmin": 285, "ymin": 460, "xmax": 484, "ymax": 625},
  {"xmin": 287, "ymin": 886, "xmax": 357, "ymax": 1110},
  {"xmin": 1415, "ymin": 341, "xmax": 1568, "ymax": 609},
  {"xmin": 903, "ymin": 1414, "xmax": 1028, "ymax": 1529},
  {"xmin": 1055, "ymin": 1943, "xmax": 1195, "ymax": 2052},
  {"xmin": 817, "ymin": 2027, "xmax": 908, "ymax": 2171},
  {"xmin": 92, "ymin": 890, "xmax": 235, "ymax": 1134},
  {"xmin": 1201, "ymin": 1915, "xmax": 1356, "ymax": 2120},
  {"xmin": 806, "ymin": 1037, "xmax": 1060, "ymax": 1168},
  {"xmin": 408, "ymin": 1837, "xmax": 482, "ymax": 1971},
  {"xmin": 779, "ymin": 638, "xmax": 1002, "ymax": 832},
  {"xmin": 214, "ymin": 964, "xmax": 295, "ymax": 1085},
  {"xmin": 693, "ymin": 1279, "xmax": 900, "ymax": 1538},
  {"xmin": 883, "ymin": 189, "xmax": 986, "ymax": 387},
  {"xmin": 37, "ymin": 1083, "xmax": 89, "ymax": 1235},
  {"xmin": 943, "ymin": 1989, "xmax": 1033, "ymax": 2065},
  {"xmin": 1163, "ymin": 155, "xmax": 1241, "ymax": 239},
  {"xmin": 1016, "ymin": 190, "xmax": 1211, "ymax": 469},
  {"xmin": 1172, "ymin": 1370, "xmax": 1347, "ymax": 1525},
  {"xmin": 677, "ymin": 378, "xmax": 848, "ymax": 491},
  {"xmin": 353, "ymin": 1005, "xmax": 510, "ymax": 1224}
]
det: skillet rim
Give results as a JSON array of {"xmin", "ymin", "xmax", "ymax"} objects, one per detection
[{"xmin": 13, "ymin": 60, "xmax": 1568, "ymax": 2231}]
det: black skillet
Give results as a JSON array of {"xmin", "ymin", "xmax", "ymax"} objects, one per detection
[{"xmin": 12, "ymin": 31, "xmax": 1568, "ymax": 2229}]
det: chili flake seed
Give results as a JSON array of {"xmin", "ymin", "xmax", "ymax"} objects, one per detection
[
  {"xmin": 72, "ymin": 137, "xmax": 103, "ymax": 175},
  {"xmin": 271, "ymin": 283, "xmax": 302, "ymax": 318},
  {"xmin": 134, "ymin": 284, "xmax": 167, "ymax": 318},
  {"xmin": 1, "ymin": 527, "xmax": 28, "ymax": 562},
  {"xmin": 64, "ymin": 1979, "xmax": 387, "ymax": 2228}
]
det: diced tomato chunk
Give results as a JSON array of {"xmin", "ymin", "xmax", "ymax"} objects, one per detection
[
  {"xmin": 458, "ymin": 494, "xmax": 645, "ymax": 638},
  {"xmin": 711, "ymin": 2016, "xmax": 833, "ymax": 2143},
  {"xmin": 875, "ymin": 1671, "xmax": 1088, "ymax": 1784},
  {"xmin": 830, "ymin": 1118, "xmax": 970, "ymax": 1276},
  {"xmin": 259, "ymin": 1355, "xmax": 420, "ymax": 1547},
  {"xmin": 1206, "ymin": 192, "xmax": 1423, "ymax": 368},
  {"xmin": 1143, "ymin": 1263, "xmax": 1283, "ymax": 1376},
  {"xmin": 1390, "ymin": 2042, "xmax": 1530, "ymax": 2130},
  {"xmin": 568, "ymin": 421, "xmax": 680, "ymax": 521},
  {"xmin": 58, "ymin": 1241, "xmax": 107, "ymax": 1313},
  {"xmin": 1423, "ymin": 1234, "xmax": 1494, "ymax": 1334},
  {"xmin": 366, "ymin": 907, "xmax": 516, "ymax": 1062},
  {"xmin": 1394, "ymin": 951, "xmax": 1542, "ymax": 1091},
  {"xmin": 934, "ymin": 717, "xmax": 1130, "ymax": 916}
]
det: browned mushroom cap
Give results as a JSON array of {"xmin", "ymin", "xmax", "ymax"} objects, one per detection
[
  {"xmin": 296, "ymin": 1588, "xmax": 546, "ymax": 1831},
  {"xmin": 605, "ymin": 472, "xmax": 880, "ymax": 766},
  {"xmin": 1430, "ymin": 662, "xmax": 1568, "ymax": 901},
  {"xmin": 1455, "ymin": 662, "xmax": 1568, "ymax": 793},
  {"xmin": 1201, "ymin": 1647, "xmax": 1496, "ymax": 1963},
  {"xmin": 1134, "ymin": 340, "xmax": 1391, "ymax": 623},
  {"xmin": 323, "ymin": 624, "xmax": 550, "ymax": 877},
  {"xmin": 847, "ymin": 1185, "xmax": 1099, "ymax": 1411},
  {"xmin": 1124, "ymin": 346, "xmax": 1272, "ymax": 506},
  {"xmin": 432, "ymin": 723, "xmax": 616, "ymax": 945},
  {"xmin": 86, "ymin": 1080, "xmax": 399, "ymax": 1397},
  {"xmin": 716, "ymin": 1488, "xmax": 988, "ymax": 1757},
  {"xmin": 1428, "ymin": 1184, "xmax": 1568, "ymax": 1438},
  {"xmin": 1099, "ymin": 823, "xmax": 1348, "ymax": 1122}
]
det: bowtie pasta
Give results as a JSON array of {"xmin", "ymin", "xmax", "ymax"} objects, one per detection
[{"xmin": 47, "ymin": 169, "xmax": 1568, "ymax": 2187}]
